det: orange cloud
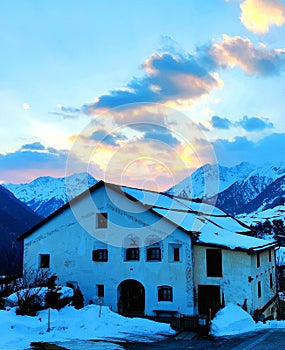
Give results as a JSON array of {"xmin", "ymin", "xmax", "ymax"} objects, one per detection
[
  {"xmin": 66, "ymin": 104, "xmax": 217, "ymax": 191},
  {"xmin": 211, "ymin": 34, "xmax": 285, "ymax": 75},
  {"xmin": 240, "ymin": 0, "xmax": 285, "ymax": 33}
]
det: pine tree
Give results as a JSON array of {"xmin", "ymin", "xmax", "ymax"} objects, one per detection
[{"xmin": 72, "ymin": 286, "xmax": 84, "ymax": 309}]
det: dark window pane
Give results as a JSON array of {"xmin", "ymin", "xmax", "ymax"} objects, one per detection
[
  {"xmin": 40, "ymin": 254, "xmax": 50, "ymax": 268},
  {"xmin": 173, "ymin": 247, "xmax": 180, "ymax": 262},
  {"xmin": 147, "ymin": 247, "xmax": 161, "ymax": 261},
  {"xmin": 258, "ymin": 281, "xmax": 262, "ymax": 298},
  {"xmin": 97, "ymin": 284, "xmax": 104, "ymax": 297},
  {"xmin": 158, "ymin": 286, "xmax": 173, "ymax": 301},
  {"xmin": 206, "ymin": 249, "xmax": 222, "ymax": 277},
  {"xmin": 257, "ymin": 253, "xmax": 260, "ymax": 268},
  {"xmin": 92, "ymin": 249, "xmax": 108, "ymax": 262},
  {"xmin": 126, "ymin": 248, "xmax": 140, "ymax": 261}
]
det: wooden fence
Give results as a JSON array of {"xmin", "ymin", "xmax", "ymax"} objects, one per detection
[{"xmin": 144, "ymin": 314, "xmax": 204, "ymax": 331}]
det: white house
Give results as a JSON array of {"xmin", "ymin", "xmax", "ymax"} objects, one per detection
[{"xmin": 19, "ymin": 181, "xmax": 278, "ymax": 319}]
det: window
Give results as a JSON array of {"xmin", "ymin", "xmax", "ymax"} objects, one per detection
[
  {"xmin": 258, "ymin": 281, "xmax": 262, "ymax": 298},
  {"xmin": 270, "ymin": 274, "xmax": 273, "ymax": 289},
  {"xmin": 173, "ymin": 247, "xmax": 180, "ymax": 262},
  {"xmin": 257, "ymin": 253, "xmax": 260, "ymax": 268},
  {"xmin": 168, "ymin": 244, "xmax": 181, "ymax": 262},
  {"xmin": 92, "ymin": 249, "xmax": 108, "ymax": 262},
  {"xmin": 97, "ymin": 284, "xmax": 104, "ymax": 297},
  {"xmin": 158, "ymin": 286, "xmax": 173, "ymax": 301},
  {"xmin": 269, "ymin": 250, "xmax": 272, "ymax": 262},
  {"xmin": 147, "ymin": 247, "xmax": 161, "ymax": 261},
  {"xmin": 206, "ymin": 249, "xmax": 222, "ymax": 277},
  {"xmin": 126, "ymin": 248, "xmax": 140, "ymax": 261},
  {"xmin": 39, "ymin": 254, "xmax": 50, "ymax": 268},
  {"xmin": 96, "ymin": 212, "xmax": 108, "ymax": 229}
]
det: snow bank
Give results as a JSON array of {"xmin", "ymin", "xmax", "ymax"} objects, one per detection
[
  {"xmin": 0, "ymin": 304, "xmax": 175, "ymax": 350},
  {"xmin": 211, "ymin": 303, "xmax": 256, "ymax": 337}
]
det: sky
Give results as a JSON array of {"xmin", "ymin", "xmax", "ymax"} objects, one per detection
[{"xmin": 1, "ymin": 0, "xmax": 285, "ymax": 189}]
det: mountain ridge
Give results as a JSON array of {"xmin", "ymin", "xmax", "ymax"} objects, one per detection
[{"xmin": 4, "ymin": 172, "xmax": 97, "ymax": 218}]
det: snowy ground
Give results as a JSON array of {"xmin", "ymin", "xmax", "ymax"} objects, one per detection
[
  {"xmin": 0, "ymin": 305, "xmax": 175, "ymax": 350},
  {"xmin": 211, "ymin": 303, "xmax": 285, "ymax": 337},
  {"xmin": 3, "ymin": 303, "xmax": 285, "ymax": 350}
]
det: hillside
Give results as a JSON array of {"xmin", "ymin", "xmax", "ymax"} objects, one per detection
[{"xmin": 0, "ymin": 186, "xmax": 41, "ymax": 275}]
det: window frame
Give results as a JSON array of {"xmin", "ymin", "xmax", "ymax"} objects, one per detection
[
  {"xmin": 97, "ymin": 284, "xmax": 104, "ymax": 298},
  {"xmin": 158, "ymin": 286, "xmax": 173, "ymax": 302},
  {"xmin": 125, "ymin": 247, "xmax": 140, "ymax": 261},
  {"xmin": 258, "ymin": 281, "xmax": 262, "ymax": 298},
  {"xmin": 173, "ymin": 247, "xmax": 180, "ymax": 262},
  {"xmin": 39, "ymin": 254, "xmax": 50, "ymax": 269},
  {"xmin": 96, "ymin": 212, "xmax": 108, "ymax": 229},
  {"xmin": 92, "ymin": 249, "xmax": 108, "ymax": 262},
  {"xmin": 206, "ymin": 248, "xmax": 222, "ymax": 277},
  {"xmin": 257, "ymin": 253, "xmax": 260, "ymax": 268},
  {"xmin": 147, "ymin": 247, "xmax": 161, "ymax": 261}
]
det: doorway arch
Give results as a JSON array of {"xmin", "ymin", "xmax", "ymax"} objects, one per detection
[{"xmin": 118, "ymin": 279, "xmax": 145, "ymax": 315}]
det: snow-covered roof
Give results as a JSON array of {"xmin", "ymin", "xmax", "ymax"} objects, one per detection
[
  {"xmin": 19, "ymin": 181, "xmax": 277, "ymax": 252},
  {"xmin": 121, "ymin": 185, "xmax": 277, "ymax": 252}
]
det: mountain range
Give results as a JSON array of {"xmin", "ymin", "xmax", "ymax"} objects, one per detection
[
  {"xmin": 4, "ymin": 172, "xmax": 97, "ymax": 218},
  {"xmin": 167, "ymin": 162, "xmax": 285, "ymax": 221}
]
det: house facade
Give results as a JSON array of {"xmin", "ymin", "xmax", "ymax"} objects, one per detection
[
  {"xmin": 19, "ymin": 181, "xmax": 278, "ymax": 319},
  {"xmin": 194, "ymin": 245, "xmax": 277, "ymax": 318}
]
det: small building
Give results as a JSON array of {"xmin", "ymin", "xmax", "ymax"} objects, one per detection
[{"xmin": 19, "ymin": 181, "xmax": 278, "ymax": 319}]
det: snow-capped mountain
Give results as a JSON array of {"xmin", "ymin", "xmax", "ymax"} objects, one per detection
[
  {"xmin": 236, "ymin": 175, "xmax": 285, "ymax": 225},
  {"xmin": 237, "ymin": 206, "xmax": 285, "ymax": 226},
  {"xmin": 213, "ymin": 163, "xmax": 285, "ymax": 216},
  {"xmin": 0, "ymin": 185, "xmax": 41, "ymax": 275},
  {"xmin": 168, "ymin": 162, "xmax": 285, "ymax": 224},
  {"xmin": 167, "ymin": 162, "xmax": 256, "ymax": 198},
  {"xmin": 4, "ymin": 173, "xmax": 97, "ymax": 218}
]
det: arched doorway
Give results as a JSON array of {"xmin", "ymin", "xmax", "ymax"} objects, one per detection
[{"xmin": 118, "ymin": 279, "xmax": 145, "ymax": 315}]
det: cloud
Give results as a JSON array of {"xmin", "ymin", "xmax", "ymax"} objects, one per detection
[
  {"xmin": 50, "ymin": 105, "xmax": 81, "ymax": 119},
  {"xmin": 20, "ymin": 142, "xmax": 46, "ymax": 151},
  {"xmin": 0, "ymin": 144, "xmax": 68, "ymax": 184},
  {"xmin": 211, "ymin": 116, "xmax": 232, "ymax": 129},
  {"xmin": 23, "ymin": 103, "xmax": 30, "ymax": 110},
  {"xmin": 237, "ymin": 115, "xmax": 274, "ymax": 131},
  {"xmin": 210, "ymin": 115, "xmax": 274, "ymax": 131},
  {"xmin": 240, "ymin": 0, "xmax": 285, "ymax": 33},
  {"xmin": 90, "ymin": 129, "xmax": 127, "ymax": 147},
  {"xmin": 81, "ymin": 52, "xmax": 222, "ymax": 114},
  {"xmin": 213, "ymin": 133, "xmax": 285, "ymax": 165},
  {"xmin": 139, "ymin": 124, "xmax": 180, "ymax": 146},
  {"xmin": 51, "ymin": 35, "xmax": 285, "ymax": 122},
  {"xmin": 211, "ymin": 35, "xmax": 285, "ymax": 76}
]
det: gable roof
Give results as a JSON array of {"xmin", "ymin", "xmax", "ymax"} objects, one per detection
[{"xmin": 18, "ymin": 180, "xmax": 277, "ymax": 252}]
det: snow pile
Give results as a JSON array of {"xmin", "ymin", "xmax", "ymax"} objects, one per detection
[
  {"xmin": 0, "ymin": 305, "xmax": 175, "ymax": 350},
  {"xmin": 211, "ymin": 303, "xmax": 256, "ymax": 337}
]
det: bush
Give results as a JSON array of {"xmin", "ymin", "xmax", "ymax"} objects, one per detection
[
  {"xmin": 16, "ymin": 294, "xmax": 43, "ymax": 316},
  {"xmin": 72, "ymin": 286, "xmax": 84, "ymax": 309}
]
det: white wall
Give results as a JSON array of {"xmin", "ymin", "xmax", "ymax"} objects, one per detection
[
  {"xmin": 193, "ymin": 245, "xmax": 276, "ymax": 316},
  {"xmin": 249, "ymin": 249, "xmax": 277, "ymax": 317},
  {"xmin": 24, "ymin": 185, "xmax": 195, "ymax": 316}
]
